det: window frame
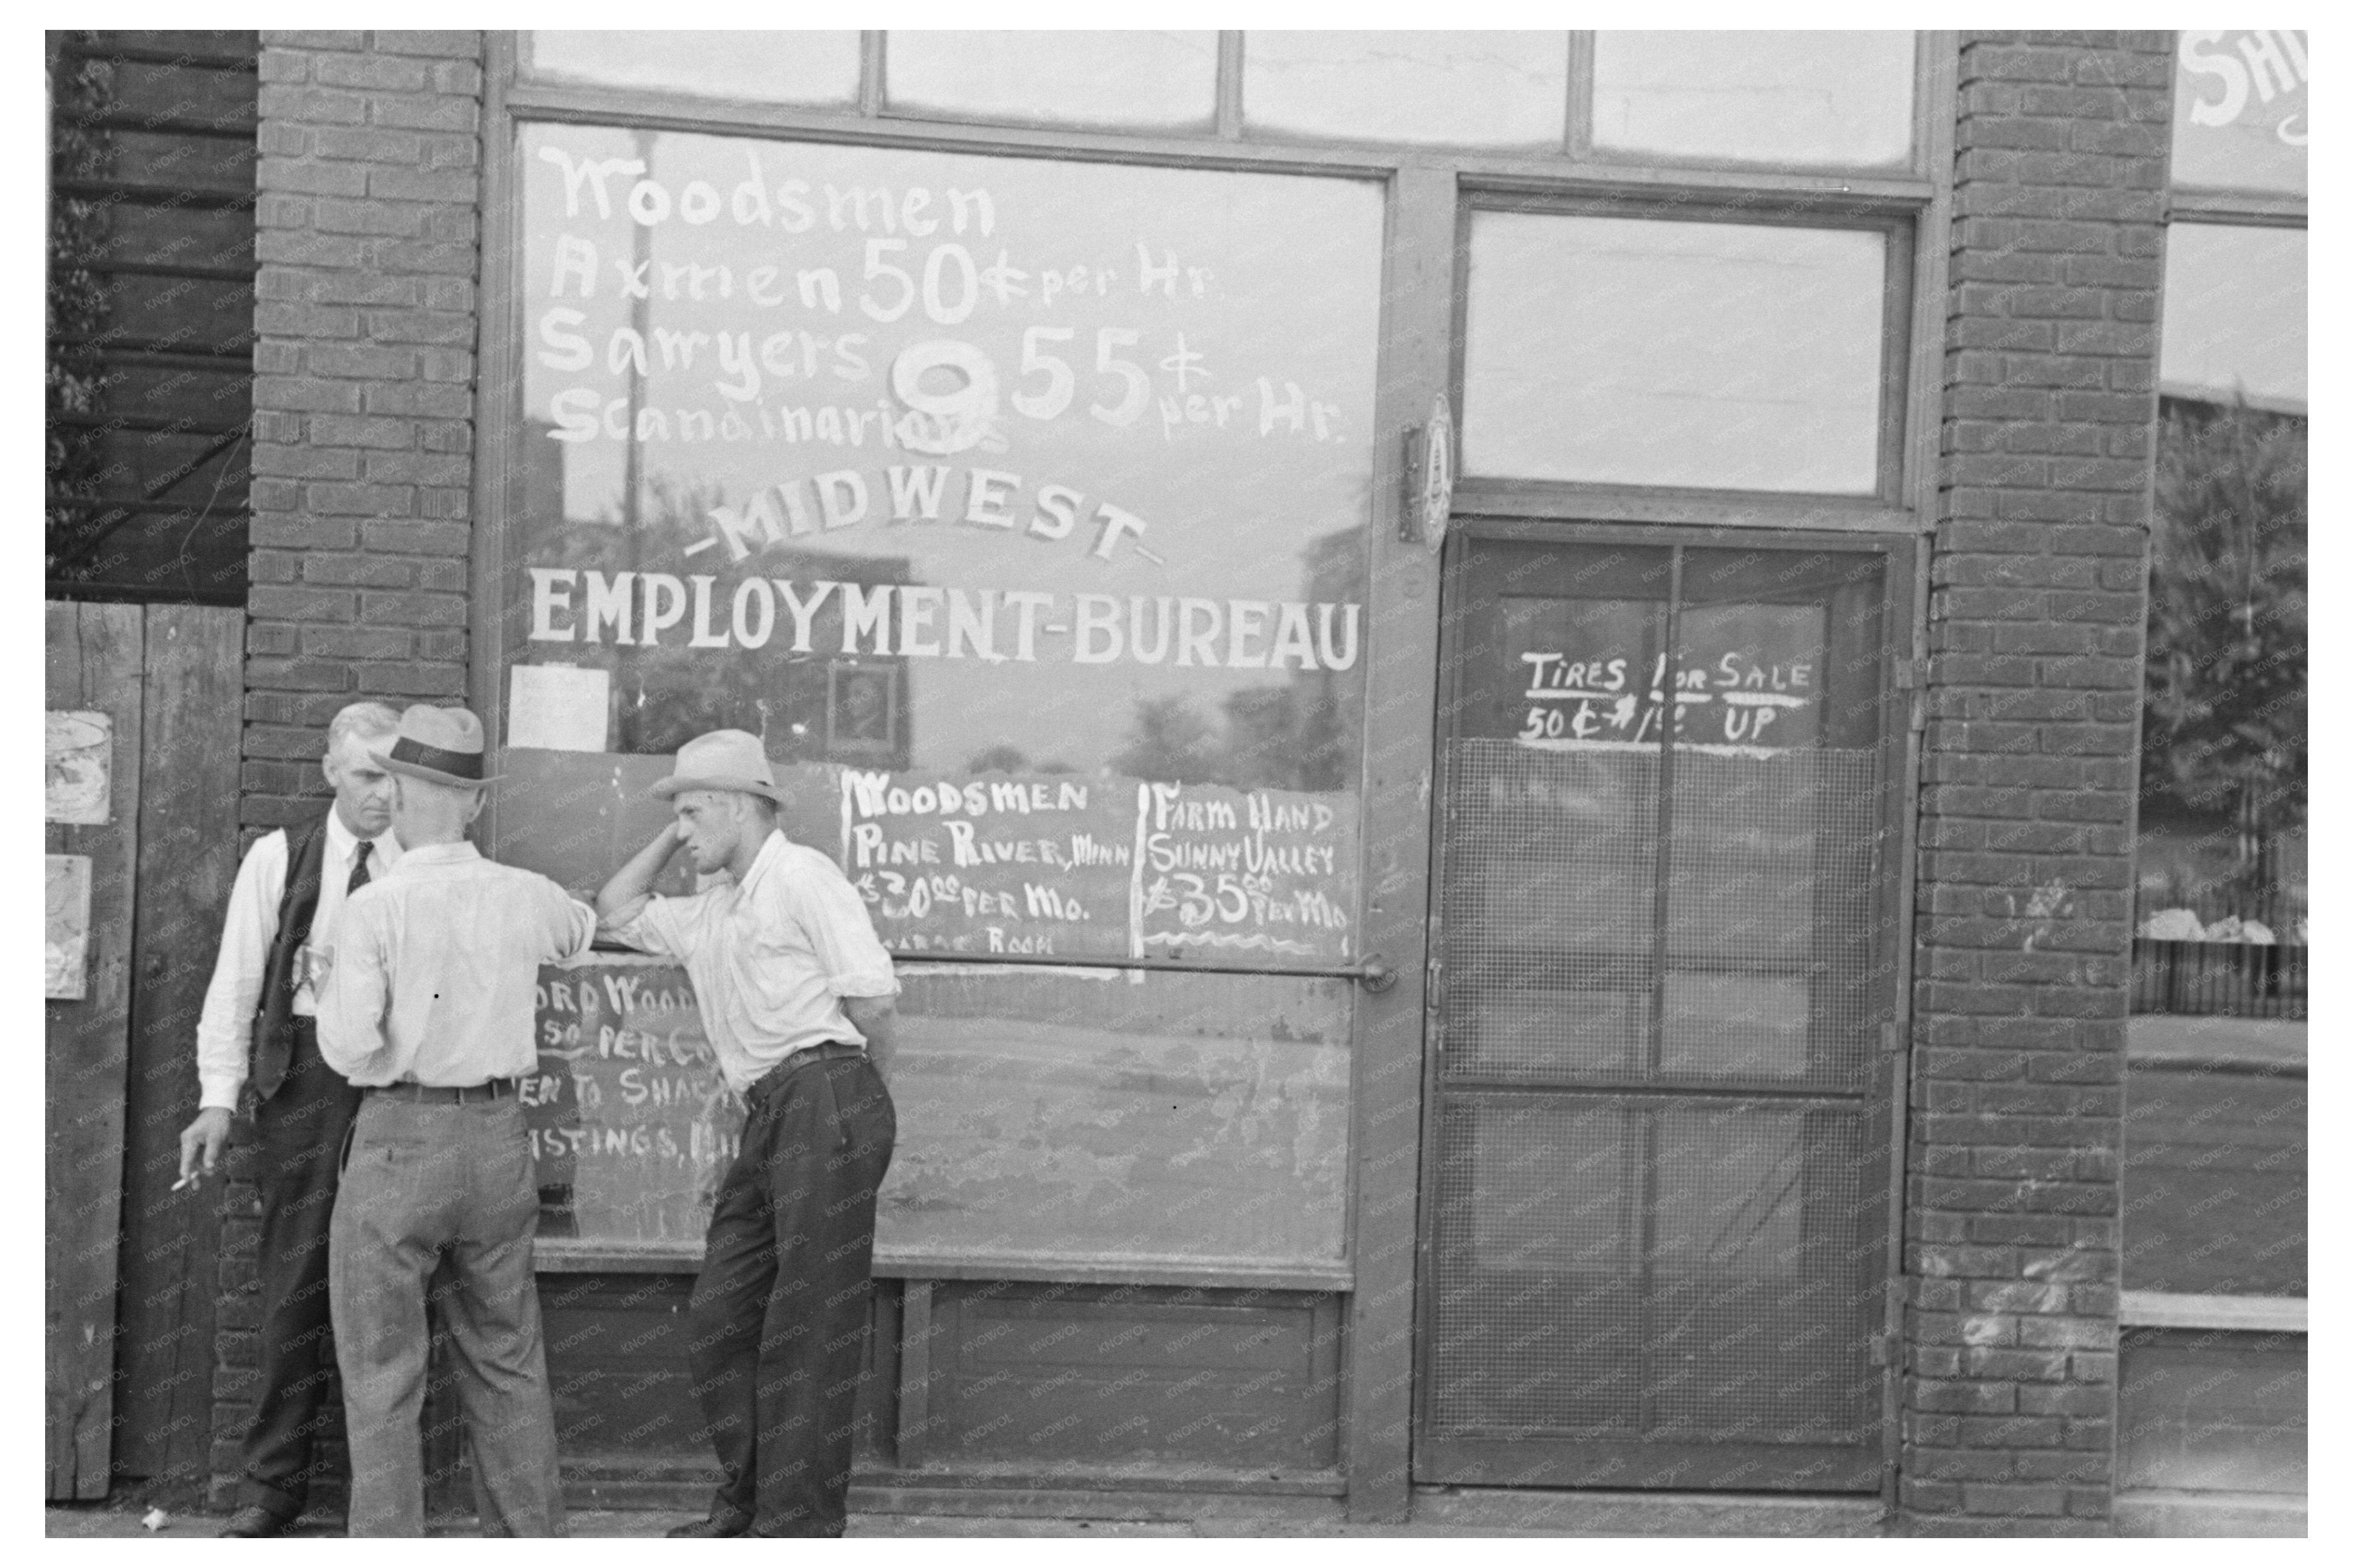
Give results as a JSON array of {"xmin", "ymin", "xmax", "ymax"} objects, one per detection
[
  {"xmin": 1449, "ymin": 191, "xmax": 1920, "ymax": 519},
  {"xmin": 1573, "ymin": 29, "xmax": 1933, "ymax": 180}
]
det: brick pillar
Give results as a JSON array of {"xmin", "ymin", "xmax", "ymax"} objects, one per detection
[
  {"xmin": 211, "ymin": 29, "xmax": 485, "ymax": 1513},
  {"xmin": 1899, "ymin": 32, "xmax": 2171, "ymax": 1536},
  {"xmin": 243, "ymin": 28, "xmax": 484, "ymax": 830}
]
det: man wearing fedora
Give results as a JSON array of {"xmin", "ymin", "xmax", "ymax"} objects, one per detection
[
  {"xmin": 177, "ymin": 699, "xmax": 402, "ymax": 1538},
  {"xmin": 316, "ymin": 704, "xmax": 596, "ymax": 1537},
  {"xmin": 595, "ymin": 729, "xmax": 900, "ymax": 1538}
]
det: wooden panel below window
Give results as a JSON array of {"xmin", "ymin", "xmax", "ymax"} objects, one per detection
[
  {"xmin": 919, "ymin": 1282, "xmax": 1343, "ymax": 1474},
  {"xmin": 535, "ymin": 1272, "xmax": 898, "ymax": 1466}
]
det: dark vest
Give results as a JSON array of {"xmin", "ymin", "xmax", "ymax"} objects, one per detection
[{"xmin": 250, "ymin": 811, "xmax": 333, "ymax": 1102}]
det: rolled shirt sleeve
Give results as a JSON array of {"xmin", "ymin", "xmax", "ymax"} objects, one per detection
[
  {"xmin": 599, "ymin": 888, "xmax": 695, "ymax": 960},
  {"xmin": 789, "ymin": 853, "xmax": 899, "ymax": 998}
]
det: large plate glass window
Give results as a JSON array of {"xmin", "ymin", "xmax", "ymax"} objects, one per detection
[{"xmin": 501, "ymin": 124, "xmax": 1382, "ymax": 1274}]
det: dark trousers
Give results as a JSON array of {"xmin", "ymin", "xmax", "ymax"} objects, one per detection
[
  {"xmin": 238, "ymin": 1020, "xmax": 363, "ymax": 1522},
  {"xmin": 687, "ymin": 1049, "xmax": 896, "ymax": 1536}
]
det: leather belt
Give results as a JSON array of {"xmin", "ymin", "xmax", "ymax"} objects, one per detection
[
  {"xmin": 746, "ymin": 1042, "xmax": 865, "ymax": 1106},
  {"xmin": 368, "ymin": 1077, "xmax": 521, "ymax": 1105}
]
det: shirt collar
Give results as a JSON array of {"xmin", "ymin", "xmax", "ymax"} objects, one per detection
[
  {"xmin": 324, "ymin": 807, "xmax": 399, "ymax": 863},
  {"xmin": 732, "ymin": 829, "xmax": 790, "ymax": 897},
  {"xmin": 393, "ymin": 841, "xmax": 481, "ymax": 868}
]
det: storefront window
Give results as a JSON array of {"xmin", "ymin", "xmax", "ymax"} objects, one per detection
[
  {"xmin": 2171, "ymin": 30, "xmax": 2308, "ymax": 196},
  {"xmin": 523, "ymin": 31, "xmax": 863, "ymax": 109},
  {"xmin": 1461, "ymin": 212, "xmax": 1890, "ymax": 493},
  {"xmin": 884, "ymin": 30, "xmax": 1218, "ymax": 132},
  {"xmin": 506, "ymin": 123, "xmax": 1382, "ymax": 1267},
  {"xmin": 1241, "ymin": 31, "xmax": 1568, "ymax": 149},
  {"xmin": 2159, "ymin": 223, "xmax": 2307, "ymax": 407},
  {"xmin": 1590, "ymin": 31, "xmax": 1915, "ymax": 169}
]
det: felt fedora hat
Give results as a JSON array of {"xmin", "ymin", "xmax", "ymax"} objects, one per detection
[
  {"xmin": 374, "ymin": 704, "xmax": 500, "ymax": 787},
  {"xmin": 651, "ymin": 729, "xmax": 784, "ymax": 805}
]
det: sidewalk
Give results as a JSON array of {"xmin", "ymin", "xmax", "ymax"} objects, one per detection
[{"xmin": 45, "ymin": 1488, "xmax": 1885, "ymax": 1538}]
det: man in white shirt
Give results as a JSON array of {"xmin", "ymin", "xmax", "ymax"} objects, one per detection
[
  {"xmin": 318, "ymin": 703, "xmax": 596, "ymax": 1538},
  {"xmin": 176, "ymin": 700, "xmax": 401, "ymax": 1539},
  {"xmin": 596, "ymin": 729, "xmax": 899, "ymax": 1538}
]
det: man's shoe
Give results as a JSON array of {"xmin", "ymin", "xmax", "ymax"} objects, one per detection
[
  {"xmin": 217, "ymin": 1506, "xmax": 290, "ymax": 1539},
  {"xmin": 665, "ymin": 1514, "xmax": 751, "ymax": 1539}
]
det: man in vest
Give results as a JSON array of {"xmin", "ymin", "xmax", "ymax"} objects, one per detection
[{"xmin": 177, "ymin": 700, "xmax": 402, "ymax": 1538}]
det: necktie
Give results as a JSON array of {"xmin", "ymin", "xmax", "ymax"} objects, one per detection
[{"xmin": 348, "ymin": 838, "xmax": 374, "ymax": 895}]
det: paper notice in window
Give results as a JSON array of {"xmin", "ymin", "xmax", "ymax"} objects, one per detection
[{"xmin": 508, "ymin": 665, "xmax": 610, "ymax": 752}]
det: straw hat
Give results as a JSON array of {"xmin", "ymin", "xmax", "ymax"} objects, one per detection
[
  {"xmin": 651, "ymin": 729, "xmax": 784, "ymax": 805},
  {"xmin": 373, "ymin": 704, "xmax": 499, "ymax": 788}
]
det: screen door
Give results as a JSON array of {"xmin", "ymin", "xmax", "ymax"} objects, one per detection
[{"xmin": 1415, "ymin": 529, "xmax": 1905, "ymax": 1491}]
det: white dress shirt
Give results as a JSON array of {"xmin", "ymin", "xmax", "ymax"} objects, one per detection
[
  {"xmin": 193, "ymin": 810, "xmax": 402, "ymax": 1110},
  {"xmin": 601, "ymin": 830, "xmax": 899, "ymax": 1094},
  {"xmin": 316, "ymin": 841, "xmax": 598, "ymax": 1088}
]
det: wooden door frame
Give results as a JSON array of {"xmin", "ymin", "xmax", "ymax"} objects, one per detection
[{"xmin": 1410, "ymin": 519, "xmax": 1917, "ymax": 1492}]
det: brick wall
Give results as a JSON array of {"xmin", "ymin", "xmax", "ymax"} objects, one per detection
[
  {"xmin": 211, "ymin": 29, "xmax": 485, "ymax": 1513},
  {"xmin": 241, "ymin": 28, "xmax": 485, "ymax": 832},
  {"xmin": 1900, "ymin": 31, "xmax": 2170, "ymax": 1536}
]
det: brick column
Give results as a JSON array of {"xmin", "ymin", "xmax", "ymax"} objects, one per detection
[
  {"xmin": 1899, "ymin": 32, "xmax": 2171, "ymax": 1536},
  {"xmin": 211, "ymin": 29, "xmax": 485, "ymax": 1512},
  {"xmin": 242, "ymin": 28, "xmax": 484, "ymax": 830}
]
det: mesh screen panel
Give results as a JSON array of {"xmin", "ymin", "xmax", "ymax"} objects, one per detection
[
  {"xmin": 1643, "ymin": 1103, "xmax": 1873, "ymax": 1439},
  {"xmin": 1440, "ymin": 741, "xmax": 1657, "ymax": 1079},
  {"xmin": 1430, "ymin": 1094, "xmax": 1874, "ymax": 1442},
  {"xmin": 1430, "ymin": 1096, "xmax": 1644, "ymax": 1431},
  {"xmin": 1661, "ymin": 747, "xmax": 1880, "ymax": 1087}
]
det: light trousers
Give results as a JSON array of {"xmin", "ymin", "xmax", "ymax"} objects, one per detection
[{"xmin": 328, "ymin": 1092, "xmax": 563, "ymax": 1537}]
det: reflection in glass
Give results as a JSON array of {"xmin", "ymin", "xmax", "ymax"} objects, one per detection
[
  {"xmin": 885, "ymin": 30, "xmax": 1218, "ymax": 131},
  {"xmin": 2160, "ymin": 224, "xmax": 2307, "ymax": 409},
  {"xmin": 883, "ymin": 968, "xmax": 1350, "ymax": 1265},
  {"xmin": 1242, "ymin": 31, "xmax": 1568, "ymax": 148},
  {"xmin": 2171, "ymin": 30, "xmax": 2308, "ymax": 196},
  {"xmin": 1462, "ymin": 213, "xmax": 1887, "ymax": 493},
  {"xmin": 1591, "ymin": 31, "xmax": 1915, "ymax": 168},
  {"xmin": 525, "ymin": 31, "xmax": 862, "ymax": 107},
  {"xmin": 531, "ymin": 960, "xmax": 1351, "ymax": 1267}
]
